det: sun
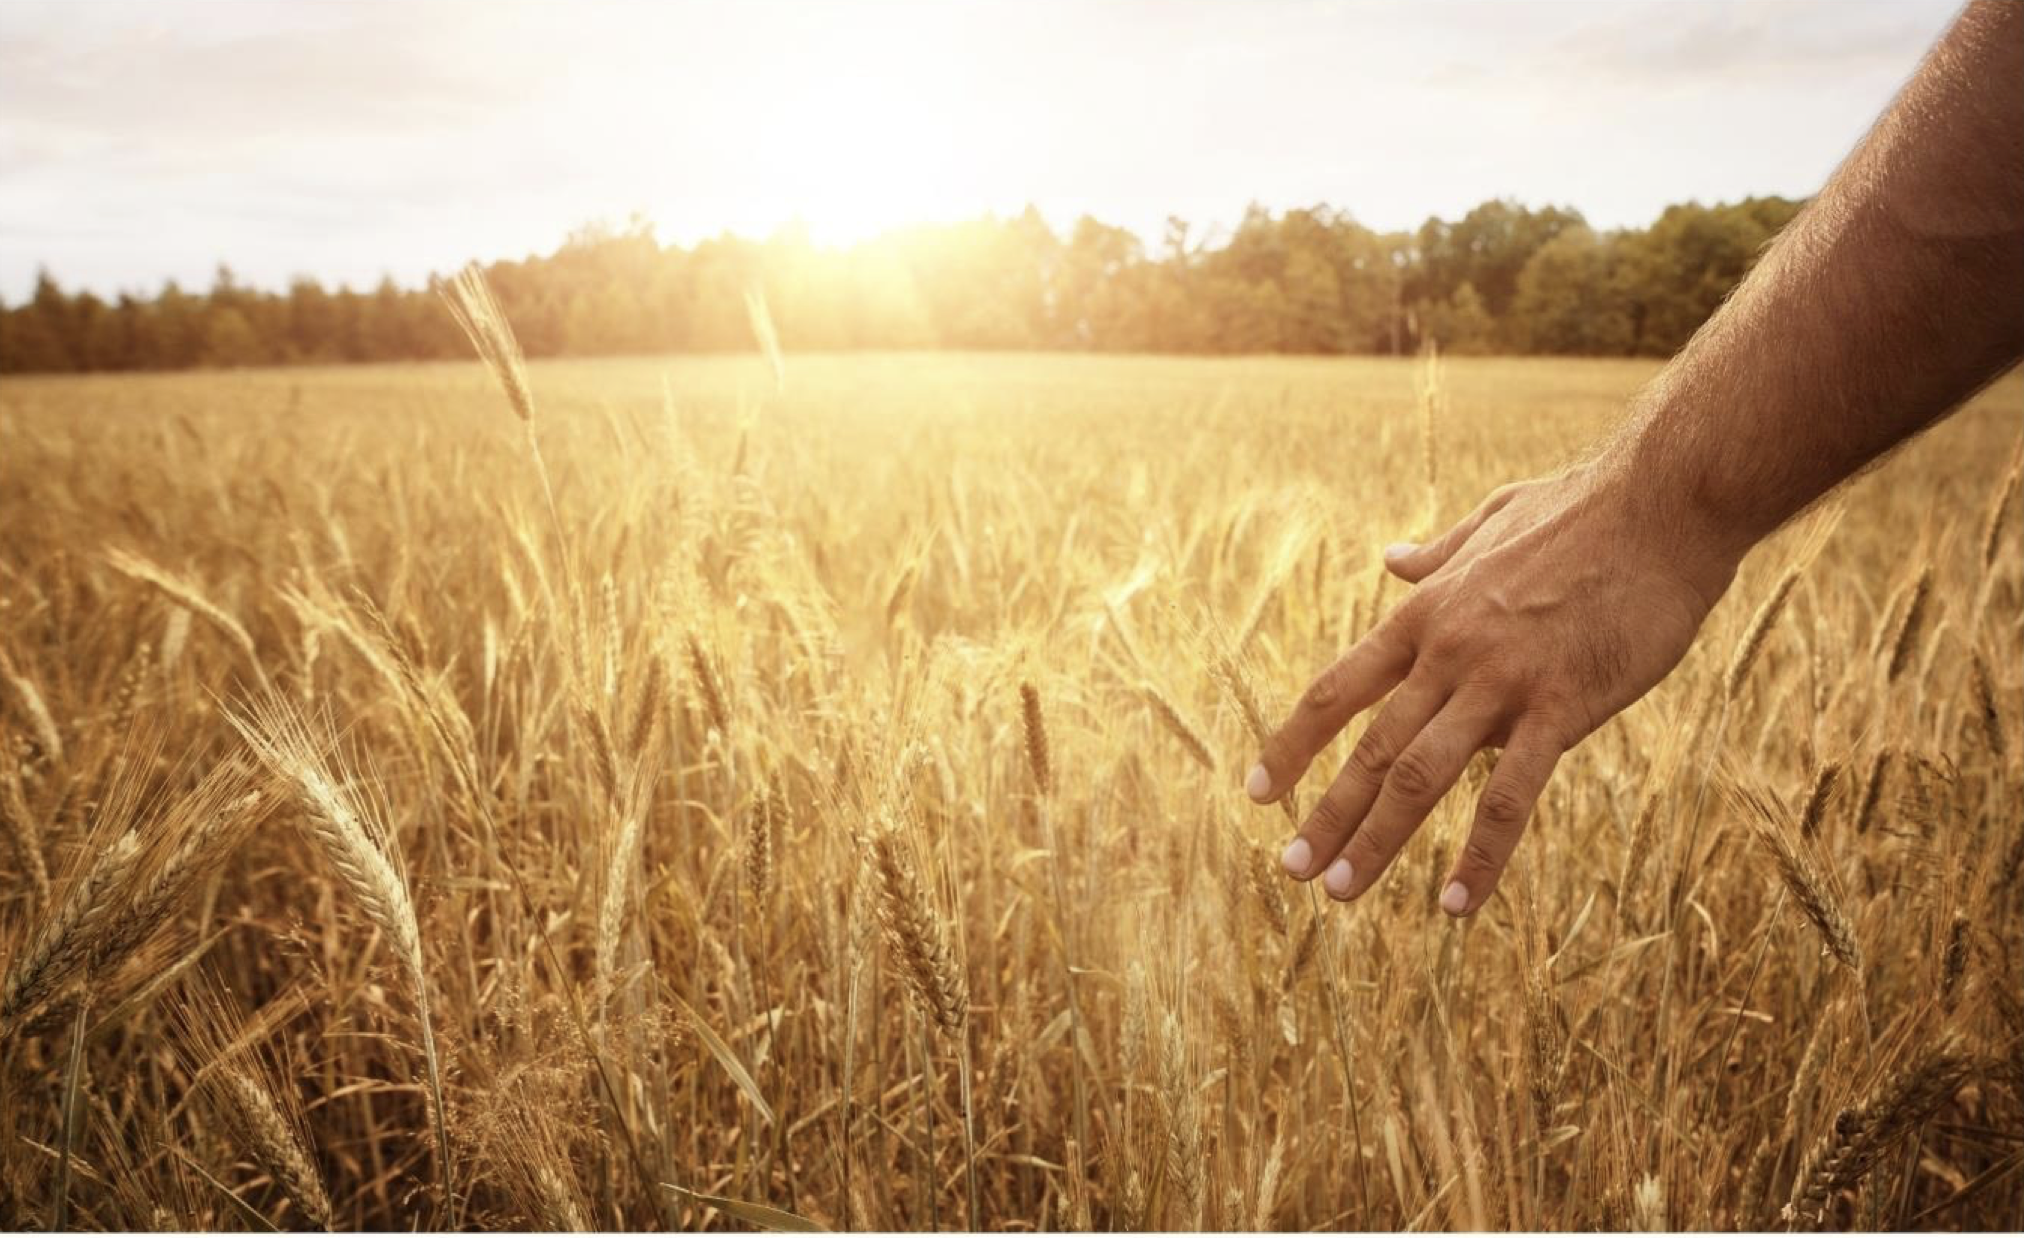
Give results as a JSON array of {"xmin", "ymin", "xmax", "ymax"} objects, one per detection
[{"xmin": 617, "ymin": 4, "xmax": 1007, "ymax": 245}]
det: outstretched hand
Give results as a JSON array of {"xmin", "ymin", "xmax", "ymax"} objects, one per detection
[{"xmin": 1247, "ymin": 460, "xmax": 1739, "ymax": 916}]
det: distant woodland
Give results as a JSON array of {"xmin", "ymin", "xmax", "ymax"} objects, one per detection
[{"xmin": 0, "ymin": 196, "xmax": 1801, "ymax": 373}]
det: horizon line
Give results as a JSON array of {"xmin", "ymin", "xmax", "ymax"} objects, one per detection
[{"xmin": 6, "ymin": 188, "xmax": 1807, "ymax": 305}]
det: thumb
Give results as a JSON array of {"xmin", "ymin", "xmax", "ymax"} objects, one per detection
[
  {"xmin": 1383, "ymin": 522, "xmax": 1472, "ymax": 584},
  {"xmin": 1382, "ymin": 539, "xmax": 1438, "ymax": 582},
  {"xmin": 1384, "ymin": 484, "xmax": 1518, "ymax": 583}
]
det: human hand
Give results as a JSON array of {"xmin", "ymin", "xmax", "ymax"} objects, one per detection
[{"xmin": 1247, "ymin": 461, "xmax": 1740, "ymax": 916}]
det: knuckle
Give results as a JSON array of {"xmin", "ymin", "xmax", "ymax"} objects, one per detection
[
  {"xmin": 1387, "ymin": 746, "xmax": 1444, "ymax": 803},
  {"xmin": 1300, "ymin": 664, "xmax": 1343, "ymax": 712},
  {"xmin": 1516, "ymin": 674, "xmax": 1567, "ymax": 713},
  {"xmin": 1304, "ymin": 793, "xmax": 1353, "ymax": 841},
  {"xmin": 1523, "ymin": 701, "xmax": 1586, "ymax": 751},
  {"xmin": 1543, "ymin": 715, "xmax": 1588, "ymax": 753},
  {"xmin": 1456, "ymin": 661, "xmax": 1517, "ymax": 703},
  {"xmin": 1504, "ymin": 682, "xmax": 1574, "ymax": 741},
  {"xmin": 1344, "ymin": 830, "xmax": 1386, "ymax": 872},
  {"xmin": 1459, "ymin": 835, "xmax": 1504, "ymax": 875},
  {"xmin": 1477, "ymin": 783, "xmax": 1530, "ymax": 831},
  {"xmin": 1345, "ymin": 736, "xmax": 1393, "ymax": 787},
  {"xmin": 1421, "ymin": 624, "xmax": 1469, "ymax": 665},
  {"xmin": 1391, "ymin": 591, "xmax": 1434, "ymax": 632}
]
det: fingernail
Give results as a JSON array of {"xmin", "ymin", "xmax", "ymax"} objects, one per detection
[
  {"xmin": 1246, "ymin": 764, "xmax": 1272, "ymax": 802},
  {"xmin": 1280, "ymin": 837, "xmax": 1312, "ymax": 877},
  {"xmin": 1384, "ymin": 542, "xmax": 1417, "ymax": 561},
  {"xmin": 1323, "ymin": 857, "xmax": 1355, "ymax": 899},
  {"xmin": 1441, "ymin": 881, "xmax": 1471, "ymax": 916}
]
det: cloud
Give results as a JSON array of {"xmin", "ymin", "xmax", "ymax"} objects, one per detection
[
  {"xmin": 0, "ymin": 0, "xmax": 1964, "ymax": 301},
  {"xmin": 1534, "ymin": 0, "xmax": 1953, "ymax": 87}
]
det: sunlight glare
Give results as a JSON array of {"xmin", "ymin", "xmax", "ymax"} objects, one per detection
[{"xmin": 621, "ymin": 5, "xmax": 998, "ymax": 244}]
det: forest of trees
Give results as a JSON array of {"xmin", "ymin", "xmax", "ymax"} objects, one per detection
[{"xmin": 0, "ymin": 196, "xmax": 1802, "ymax": 374}]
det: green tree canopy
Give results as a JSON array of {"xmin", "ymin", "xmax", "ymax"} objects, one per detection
[{"xmin": 0, "ymin": 195, "xmax": 1809, "ymax": 374}]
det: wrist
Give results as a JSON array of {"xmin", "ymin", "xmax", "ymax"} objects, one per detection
[{"xmin": 1576, "ymin": 440, "xmax": 1751, "ymax": 614}]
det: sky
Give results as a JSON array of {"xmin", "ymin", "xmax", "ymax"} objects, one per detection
[{"xmin": 0, "ymin": 0, "xmax": 1964, "ymax": 302}]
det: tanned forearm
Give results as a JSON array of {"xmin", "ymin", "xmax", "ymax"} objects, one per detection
[{"xmin": 1613, "ymin": 0, "xmax": 2024, "ymax": 586}]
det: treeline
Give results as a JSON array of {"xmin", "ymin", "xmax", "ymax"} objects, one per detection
[{"xmin": 0, "ymin": 196, "xmax": 1801, "ymax": 374}]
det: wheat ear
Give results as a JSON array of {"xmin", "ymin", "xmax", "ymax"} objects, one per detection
[
  {"xmin": 1797, "ymin": 759, "xmax": 1842, "ymax": 839},
  {"xmin": 2, "ymin": 831, "xmax": 141, "ymax": 1024},
  {"xmin": 1883, "ymin": 565, "xmax": 1932, "ymax": 682},
  {"xmin": 868, "ymin": 818, "xmax": 968, "ymax": 1034},
  {"xmin": 226, "ymin": 698, "xmax": 449, "ymax": 1211},
  {"xmin": 1018, "ymin": 681, "xmax": 1053, "ymax": 797},
  {"xmin": 1784, "ymin": 1047, "xmax": 1975, "ymax": 1228},
  {"xmin": 438, "ymin": 264, "xmax": 534, "ymax": 423},
  {"xmin": 1726, "ymin": 567, "xmax": 1798, "ymax": 699},
  {"xmin": 1142, "ymin": 683, "xmax": 1216, "ymax": 773},
  {"xmin": 1970, "ymin": 647, "xmax": 2005, "ymax": 759},
  {"xmin": 1728, "ymin": 781, "xmax": 1861, "ymax": 973},
  {"xmin": 168, "ymin": 979, "xmax": 332, "ymax": 1230},
  {"xmin": 0, "ymin": 647, "xmax": 63, "ymax": 764},
  {"xmin": 104, "ymin": 546, "xmax": 271, "ymax": 692}
]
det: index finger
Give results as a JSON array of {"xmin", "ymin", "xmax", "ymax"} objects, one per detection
[{"xmin": 1248, "ymin": 617, "xmax": 1415, "ymax": 803}]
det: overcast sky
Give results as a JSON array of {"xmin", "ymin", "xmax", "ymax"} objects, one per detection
[{"xmin": 0, "ymin": 0, "xmax": 1963, "ymax": 302}]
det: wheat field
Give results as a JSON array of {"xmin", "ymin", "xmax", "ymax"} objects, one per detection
[{"xmin": 0, "ymin": 336, "xmax": 2019, "ymax": 1230}]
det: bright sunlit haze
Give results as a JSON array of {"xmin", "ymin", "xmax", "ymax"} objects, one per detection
[{"xmin": 0, "ymin": 0, "xmax": 1961, "ymax": 300}]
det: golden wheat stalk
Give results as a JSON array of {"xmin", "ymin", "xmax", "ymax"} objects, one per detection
[
  {"xmin": 685, "ymin": 632, "xmax": 731, "ymax": 736},
  {"xmin": 231, "ymin": 704, "xmax": 421, "ymax": 975},
  {"xmin": 1783, "ymin": 1046, "xmax": 1975, "ymax": 1229},
  {"xmin": 104, "ymin": 546, "xmax": 271, "ymax": 692},
  {"xmin": 226, "ymin": 697, "xmax": 449, "ymax": 1206},
  {"xmin": 1196, "ymin": 612, "xmax": 1299, "ymax": 823},
  {"xmin": 1978, "ymin": 440, "xmax": 2020, "ymax": 571},
  {"xmin": 1797, "ymin": 758, "xmax": 1842, "ymax": 839},
  {"xmin": 92, "ymin": 786, "xmax": 268, "ymax": 994},
  {"xmin": 595, "ymin": 763, "xmax": 659, "ymax": 993},
  {"xmin": 1743, "ymin": 1009, "xmax": 1838, "ymax": 1226},
  {"xmin": 1209, "ymin": 644, "xmax": 1271, "ymax": 746},
  {"xmin": 1232, "ymin": 822, "xmax": 1288, "ymax": 936},
  {"xmin": 216, "ymin": 1065, "xmax": 334, "ymax": 1230},
  {"xmin": 577, "ymin": 696, "xmax": 621, "ymax": 807},
  {"xmin": 0, "ymin": 646, "xmax": 63, "ymax": 764},
  {"xmin": 4, "ymin": 749, "xmax": 266, "ymax": 1028},
  {"xmin": 1969, "ymin": 647, "xmax": 2006, "ymax": 759},
  {"xmin": 868, "ymin": 819, "xmax": 968, "ymax": 1034},
  {"xmin": 1157, "ymin": 1008, "xmax": 1203, "ymax": 1228},
  {"xmin": 1852, "ymin": 746, "xmax": 1893, "ymax": 835},
  {"xmin": 745, "ymin": 773, "xmax": 779, "ymax": 906},
  {"xmin": 1018, "ymin": 681, "xmax": 1053, "ymax": 797},
  {"xmin": 1142, "ymin": 683, "xmax": 1216, "ymax": 773},
  {"xmin": 1524, "ymin": 958, "xmax": 1570, "ymax": 1131},
  {"xmin": 1883, "ymin": 565, "xmax": 1932, "ymax": 682},
  {"xmin": 439, "ymin": 264, "xmax": 535, "ymax": 423},
  {"xmin": 1727, "ymin": 780, "xmax": 1861, "ymax": 973},
  {"xmin": 1937, "ymin": 912, "xmax": 1971, "ymax": 1005},
  {"xmin": 1617, "ymin": 758, "xmax": 1672, "ymax": 926},
  {"xmin": 744, "ymin": 286, "xmax": 786, "ymax": 392},
  {"xmin": 2, "ymin": 830, "xmax": 141, "ymax": 1024},
  {"xmin": 1726, "ymin": 567, "xmax": 1799, "ymax": 699},
  {"xmin": 168, "ymin": 977, "xmax": 332, "ymax": 1230},
  {"xmin": 625, "ymin": 651, "xmax": 665, "ymax": 765},
  {"xmin": 0, "ymin": 761, "xmax": 51, "ymax": 902},
  {"xmin": 1417, "ymin": 337, "xmax": 1442, "ymax": 517},
  {"xmin": 1120, "ymin": 961, "xmax": 1150, "ymax": 1084}
]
